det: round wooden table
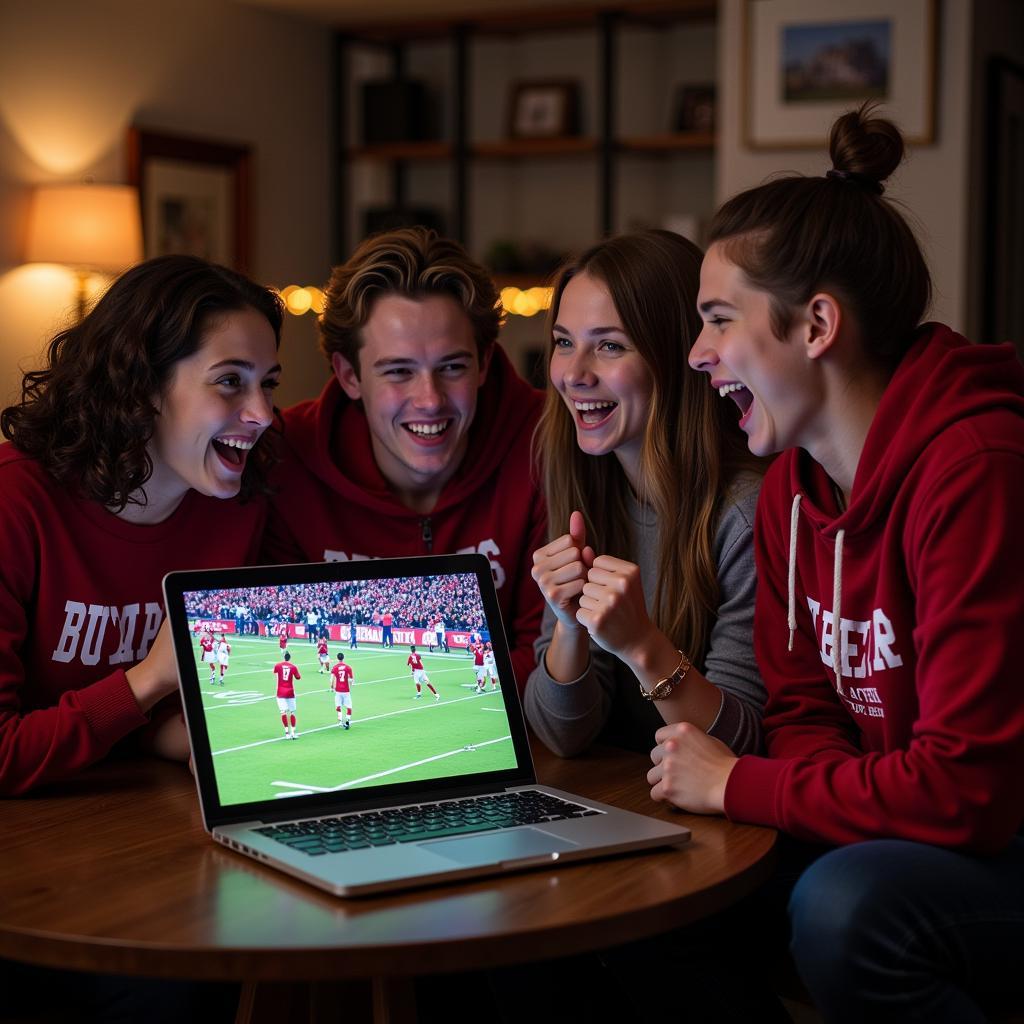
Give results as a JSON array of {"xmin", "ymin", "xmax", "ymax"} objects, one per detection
[{"xmin": 0, "ymin": 741, "xmax": 776, "ymax": 1021}]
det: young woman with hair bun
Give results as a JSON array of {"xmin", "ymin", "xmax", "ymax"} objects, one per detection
[{"xmin": 651, "ymin": 104, "xmax": 1024, "ymax": 1020}]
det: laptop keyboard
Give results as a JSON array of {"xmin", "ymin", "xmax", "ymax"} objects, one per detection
[{"xmin": 254, "ymin": 790, "xmax": 602, "ymax": 857}]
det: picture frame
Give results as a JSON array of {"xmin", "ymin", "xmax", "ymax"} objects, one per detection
[
  {"xmin": 673, "ymin": 84, "xmax": 716, "ymax": 133},
  {"xmin": 508, "ymin": 80, "xmax": 580, "ymax": 139},
  {"xmin": 743, "ymin": 0, "xmax": 936, "ymax": 149},
  {"xmin": 126, "ymin": 126, "xmax": 251, "ymax": 271}
]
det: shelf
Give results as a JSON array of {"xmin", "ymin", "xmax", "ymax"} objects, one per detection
[
  {"xmin": 348, "ymin": 135, "xmax": 711, "ymax": 162},
  {"xmin": 349, "ymin": 141, "xmax": 452, "ymax": 161},
  {"xmin": 473, "ymin": 137, "xmax": 598, "ymax": 159},
  {"xmin": 617, "ymin": 131, "xmax": 715, "ymax": 154},
  {"xmin": 335, "ymin": 5, "xmax": 719, "ymax": 256}
]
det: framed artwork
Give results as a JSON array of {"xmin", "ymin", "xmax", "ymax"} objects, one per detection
[
  {"xmin": 508, "ymin": 81, "xmax": 580, "ymax": 139},
  {"xmin": 126, "ymin": 126, "xmax": 251, "ymax": 271},
  {"xmin": 743, "ymin": 0, "xmax": 936, "ymax": 148}
]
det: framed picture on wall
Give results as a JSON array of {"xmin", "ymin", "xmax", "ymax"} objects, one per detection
[
  {"xmin": 508, "ymin": 81, "xmax": 580, "ymax": 139},
  {"xmin": 743, "ymin": 0, "xmax": 936, "ymax": 148},
  {"xmin": 126, "ymin": 126, "xmax": 251, "ymax": 271}
]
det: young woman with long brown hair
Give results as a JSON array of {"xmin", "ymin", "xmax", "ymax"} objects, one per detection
[{"xmin": 524, "ymin": 229, "xmax": 766, "ymax": 757}]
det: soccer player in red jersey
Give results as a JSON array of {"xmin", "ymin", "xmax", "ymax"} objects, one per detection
[
  {"xmin": 278, "ymin": 626, "xmax": 288, "ymax": 652},
  {"xmin": 330, "ymin": 652, "xmax": 354, "ymax": 728},
  {"xmin": 198, "ymin": 630, "xmax": 216, "ymax": 684},
  {"xmin": 470, "ymin": 640, "xmax": 486, "ymax": 693},
  {"xmin": 317, "ymin": 637, "xmax": 330, "ymax": 674},
  {"xmin": 407, "ymin": 644, "xmax": 439, "ymax": 701},
  {"xmin": 273, "ymin": 651, "xmax": 301, "ymax": 739},
  {"xmin": 216, "ymin": 634, "xmax": 231, "ymax": 685}
]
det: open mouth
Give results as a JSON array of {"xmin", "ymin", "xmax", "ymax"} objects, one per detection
[
  {"xmin": 212, "ymin": 436, "xmax": 255, "ymax": 470},
  {"xmin": 718, "ymin": 383, "xmax": 753, "ymax": 419},
  {"xmin": 574, "ymin": 399, "xmax": 617, "ymax": 426},
  {"xmin": 404, "ymin": 420, "xmax": 451, "ymax": 441}
]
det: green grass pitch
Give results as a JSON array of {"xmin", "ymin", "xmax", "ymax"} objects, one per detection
[{"xmin": 193, "ymin": 635, "xmax": 516, "ymax": 806}]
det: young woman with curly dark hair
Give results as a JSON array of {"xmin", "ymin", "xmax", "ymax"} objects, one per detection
[{"xmin": 0, "ymin": 254, "xmax": 283, "ymax": 796}]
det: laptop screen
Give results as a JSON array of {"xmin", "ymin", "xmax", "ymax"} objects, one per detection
[{"xmin": 164, "ymin": 555, "xmax": 534, "ymax": 826}]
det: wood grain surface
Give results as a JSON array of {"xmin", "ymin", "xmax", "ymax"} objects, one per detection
[{"xmin": 0, "ymin": 740, "xmax": 776, "ymax": 982}]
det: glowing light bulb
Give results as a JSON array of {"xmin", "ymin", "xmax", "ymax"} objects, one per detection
[
  {"xmin": 529, "ymin": 287, "xmax": 553, "ymax": 311},
  {"xmin": 285, "ymin": 288, "xmax": 312, "ymax": 315},
  {"xmin": 307, "ymin": 287, "xmax": 326, "ymax": 315}
]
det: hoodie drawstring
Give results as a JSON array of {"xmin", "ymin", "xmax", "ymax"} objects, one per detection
[
  {"xmin": 831, "ymin": 529, "xmax": 845, "ymax": 681},
  {"xmin": 786, "ymin": 492, "xmax": 846, "ymax": 683},
  {"xmin": 787, "ymin": 494, "xmax": 802, "ymax": 651}
]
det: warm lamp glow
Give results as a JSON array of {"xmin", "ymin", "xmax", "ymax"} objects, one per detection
[
  {"xmin": 25, "ymin": 184, "xmax": 143, "ymax": 272},
  {"xmin": 275, "ymin": 285, "xmax": 327, "ymax": 317},
  {"xmin": 285, "ymin": 288, "xmax": 312, "ymax": 315},
  {"xmin": 500, "ymin": 285, "xmax": 553, "ymax": 318}
]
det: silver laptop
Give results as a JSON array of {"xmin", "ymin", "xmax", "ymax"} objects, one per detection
[{"xmin": 163, "ymin": 553, "xmax": 689, "ymax": 897}]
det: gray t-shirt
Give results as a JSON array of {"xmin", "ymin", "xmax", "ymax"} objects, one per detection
[{"xmin": 523, "ymin": 478, "xmax": 764, "ymax": 757}]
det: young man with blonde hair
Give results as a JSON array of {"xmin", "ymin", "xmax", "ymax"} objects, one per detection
[{"xmin": 264, "ymin": 228, "xmax": 545, "ymax": 688}]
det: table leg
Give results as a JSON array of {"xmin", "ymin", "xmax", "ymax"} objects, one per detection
[
  {"xmin": 236, "ymin": 979, "xmax": 374, "ymax": 1023},
  {"xmin": 372, "ymin": 975, "xmax": 416, "ymax": 1024}
]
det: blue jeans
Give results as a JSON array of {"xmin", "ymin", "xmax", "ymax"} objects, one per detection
[{"xmin": 789, "ymin": 837, "xmax": 1024, "ymax": 1022}]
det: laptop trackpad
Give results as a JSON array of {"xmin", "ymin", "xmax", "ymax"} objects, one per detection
[{"xmin": 426, "ymin": 828, "xmax": 579, "ymax": 866}]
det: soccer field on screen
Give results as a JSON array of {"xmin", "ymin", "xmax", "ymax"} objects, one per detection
[{"xmin": 194, "ymin": 636, "xmax": 516, "ymax": 806}]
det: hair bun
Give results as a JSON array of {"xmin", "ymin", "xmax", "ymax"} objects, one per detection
[{"xmin": 828, "ymin": 102, "xmax": 904, "ymax": 192}]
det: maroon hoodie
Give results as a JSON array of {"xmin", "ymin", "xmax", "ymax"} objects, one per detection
[
  {"xmin": 727, "ymin": 325, "xmax": 1024, "ymax": 852},
  {"xmin": 263, "ymin": 347, "xmax": 546, "ymax": 690},
  {"xmin": 0, "ymin": 446, "xmax": 265, "ymax": 794}
]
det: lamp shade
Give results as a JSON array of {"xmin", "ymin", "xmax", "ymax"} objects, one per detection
[{"xmin": 25, "ymin": 184, "xmax": 143, "ymax": 272}]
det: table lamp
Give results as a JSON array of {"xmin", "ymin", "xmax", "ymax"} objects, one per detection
[{"xmin": 24, "ymin": 183, "xmax": 144, "ymax": 321}]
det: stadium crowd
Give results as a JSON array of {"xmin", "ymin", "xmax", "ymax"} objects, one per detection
[{"xmin": 183, "ymin": 575, "xmax": 487, "ymax": 635}]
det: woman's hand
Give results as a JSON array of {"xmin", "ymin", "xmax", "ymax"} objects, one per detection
[
  {"xmin": 125, "ymin": 619, "xmax": 180, "ymax": 713},
  {"xmin": 648, "ymin": 722, "xmax": 737, "ymax": 814},
  {"xmin": 576, "ymin": 554, "xmax": 658, "ymax": 662},
  {"xmin": 531, "ymin": 511, "xmax": 595, "ymax": 632}
]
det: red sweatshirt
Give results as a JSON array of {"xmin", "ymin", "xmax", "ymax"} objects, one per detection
[
  {"xmin": 0, "ymin": 446, "xmax": 265, "ymax": 795},
  {"xmin": 262, "ymin": 346, "xmax": 546, "ymax": 690},
  {"xmin": 726, "ymin": 325, "xmax": 1024, "ymax": 852}
]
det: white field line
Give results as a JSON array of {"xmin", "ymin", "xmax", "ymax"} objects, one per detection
[
  {"xmin": 270, "ymin": 734, "xmax": 513, "ymax": 796},
  {"xmin": 200, "ymin": 664, "xmax": 477, "ymax": 709},
  {"xmin": 204, "ymin": 663, "xmax": 483, "ymax": 712},
  {"xmin": 211, "ymin": 691, "xmax": 502, "ymax": 754}
]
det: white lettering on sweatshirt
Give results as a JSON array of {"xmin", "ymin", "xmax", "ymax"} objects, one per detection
[
  {"xmin": 805, "ymin": 597, "xmax": 902, "ymax": 716},
  {"xmin": 323, "ymin": 539, "xmax": 507, "ymax": 590},
  {"xmin": 52, "ymin": 600, "xmax": 164, "ymax": 667}
]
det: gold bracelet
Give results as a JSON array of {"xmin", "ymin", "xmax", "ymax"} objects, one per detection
[{"xmin": 638, "ymin": 650, "xmax": 692, "ymax": 701}]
